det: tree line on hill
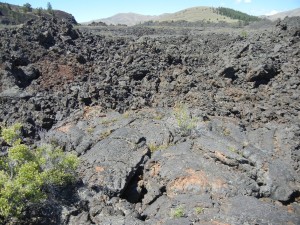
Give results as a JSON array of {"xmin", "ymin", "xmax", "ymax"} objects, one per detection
[
  {"xmin": 20, "ymin": 2, "xmax": 53, "ymax": 15},
  {"xmin": 141, "ymin": 7, "xmax": 262, "ymax": 27},
  {"xmin": 0, "ymin": 2, "xmax": 77, "ymax": 25},
  {"xmin": 215, "ymin": 7, "xmax": 261, "ymax": 24},
  {"xmin": 0, "ymin": 2, "xmax": 54, "ymax": 23}
]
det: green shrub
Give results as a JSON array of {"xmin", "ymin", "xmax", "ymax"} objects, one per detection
[
  {"xmin": 174, "ymin": 104, "xmax": 197, "ymax": 136},
  {"xmin": 228, "ymin": 146, "xmax": 236, "ymax": 153},
  {"xmin": 222, "ymin": 127, "xmax": 231, "ymax": 136},
  {"xmin": 240, "ymin": 30, "xmax": 248, "ymax": 39},
  {"xmin": 0, "ymin": 124, "xmax": 79, "ymax": 221},
  {"xmin": 171, "ymin": 206, "xmax": 185, "ymax": 218},
  {"xmin": 194, "ymin": 206, "xmax": 203, "ymax": 214},
  {"xmin": 36, "ymin": 7, "xmax": 43, "ymax": 16},
  {"xmin": 22, "ymin": 3, "xmax": 32, "ymax": 13},
  {"xmin": 148, "ymin": 143, "xmax": 170, "ymax": 153}
]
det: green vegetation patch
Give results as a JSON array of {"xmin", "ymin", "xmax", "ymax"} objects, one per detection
[
  {"xmin": 171, "ymin": 206, "xmax": 185, "ymax": 218},
  {"xmin": 194, "ymin": 206, "xmax": 204, "ymax": 214},
  {"xmin": 217, "ymin": 7, "xmax": 261, "ymax": 24},
  {"xmin": 174, "ymin": 104, "xmax": 197, "ymax": 136},
  {"xmin": 0, "ymin": 123, "xmax": 79, "ymax": 222},
  {"xmin": 158, "ymin": 7, "xmax": 239, "ymax": 23},
  {"xmin": 148, "ymin": 142, "xmax": 170, "ymax": 153}
]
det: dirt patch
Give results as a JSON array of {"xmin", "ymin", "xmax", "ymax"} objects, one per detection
[
  {"xmin": 83, "ymin": 105, "xmax": 105, "ymax": 119},
  {"xmin": 224, "ymin": 87, "xmax": 244, "ymax": 100},
  {"xmin": 36, "ymin": 59, "xmax": 84, "ymax": 89},
  {"xmin": 167, "ymin": 169, "xmax": 209, "ymax": 197},
  {"xmin": 56, "ymin": 123, "xmax": 73, "ymax": 133},
  {"xmin": 167, "ymin": 168, "xmax": 228, "ymax": 197},
  {"xmin": 95, "ymin": 166, "xmax": 105, "ymax": 172},
  {"xmin": 211, "ymin": 178, "xmax": 228, "ymax": 190}
]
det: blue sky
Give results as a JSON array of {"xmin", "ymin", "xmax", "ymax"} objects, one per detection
[{"xmin": 4, "ymin": 0, "xmax": 300, "ymax": 22}]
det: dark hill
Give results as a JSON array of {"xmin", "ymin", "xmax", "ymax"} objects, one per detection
[
  {"xmin": 0, "ymin": 2, "xmax": 77, "ymax": 25},
  {"xmin": 217, "ymin": 7, "xmax": 261, "ymax": 24}
]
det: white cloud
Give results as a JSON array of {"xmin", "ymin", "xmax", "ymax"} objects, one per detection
[
  {"xmin": 265, "ymin": 10, "xmax": 280, "ymax": 16},
  {"xmin": 235, "ymin": 0, "xmax": 252, "ymax": 3}
]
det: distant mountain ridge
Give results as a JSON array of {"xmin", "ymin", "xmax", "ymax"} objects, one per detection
[
  {"xmin": 264, "ymin": 8, "xmax": 300, "ymax": 21},
  {"xmin": 85, "ymin": 6, "xmax": 262, "ymax": 26},
  {"xmin": 85, "ymin": 13, "xmax": 158, "ymax": 26}
]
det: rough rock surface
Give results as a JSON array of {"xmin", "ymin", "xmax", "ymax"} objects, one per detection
[{"xmin": 0, "ymin": 17, "xmax": 299, "ymax": 224}]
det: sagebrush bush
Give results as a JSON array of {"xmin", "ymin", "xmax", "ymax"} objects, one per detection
[
  {"xmin": 173, "ymin": 104, "xmax": 197, "ymax": 136},
  {"xmin": 0, "ymin": 123, "xmax": 79, "ymax": 221},
  {"xmin": 171, "ymin": 206, "xmax": 185, "ymax": 218}
]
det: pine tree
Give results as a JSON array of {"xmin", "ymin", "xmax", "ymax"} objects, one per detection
[
  {"xmin": 47, "ymin": 2, "xmax": 52, "ymax": 12},
  {"xmin": 22, "ymin": 3, "xmax": 32, "ymax": 13}
]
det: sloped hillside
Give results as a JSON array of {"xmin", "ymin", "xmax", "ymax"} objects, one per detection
[
  {"xmin": 217, "ymin": 7, "xmax": 261, "ymax": 23},
  {"xmin": 86, "ymin": 6, "xmax": 261, "ymax": 26},
  {"xmin": 157, "ymin": 7, "xmax": 238, "ymax": 23},
  {"xmin": 266, "ymin": 8, "xmax": 300, "ymax": 21},
  {"xmin": 0, "ymin": 2, "xmax": 77, "ymax": 25},
  {"xmin": 87, "ymin": 12, "xmax": 158, "ymax": 26}
]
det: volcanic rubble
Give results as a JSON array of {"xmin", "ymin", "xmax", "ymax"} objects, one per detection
[{"xmin": 0, "ymin": 17, "xmax": 299, "ymax": 224}]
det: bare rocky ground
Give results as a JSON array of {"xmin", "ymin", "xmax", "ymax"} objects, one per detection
[{"xmin": 0, "ymin": 17, "xmax": 300, "ymax": 224}]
